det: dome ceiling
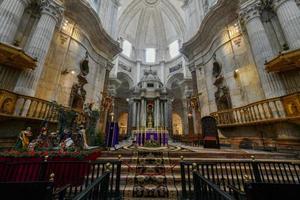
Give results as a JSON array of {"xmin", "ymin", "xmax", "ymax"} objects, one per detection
[{"xmin": 118, "ymin": 0, "xmax": 186, "ymax": 49}]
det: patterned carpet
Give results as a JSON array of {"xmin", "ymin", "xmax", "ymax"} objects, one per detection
[{"xmin": 133, "ymin": 152, "xmax": 168, "ymax": 198}]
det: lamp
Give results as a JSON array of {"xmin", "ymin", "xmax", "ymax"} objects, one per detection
[
  {"xmin": 234, "ymin": 69, "xmax": 239, "ymax": 78},
  {"xmin": 61, "ymin": 68, "xmax": 76, "ymax": 75}
]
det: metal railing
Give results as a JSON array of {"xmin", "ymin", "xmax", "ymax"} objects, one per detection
[
  {"xmin": 211, "ymin": 92, "xmax": 300, "ymax": 127},
  {"xmin": 73, "ymin": 172, "xmax": 110, "ymax": 200},
  {"xmin": 0, "ymin": 89, "xmax": 85, "ymax": 123},
  {"xmin": 0, "ymin": 159, "xmax": 122, "ymax": 199},
  {"xmin": 181, "ymin": 160, "xmax": 300, "ymax": 200},
  {"xmin": 193, "ymin": 172, "xmax": 235, "ymax": 200}
]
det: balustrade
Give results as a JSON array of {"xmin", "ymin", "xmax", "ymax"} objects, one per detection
[
  {"xmin": 0, "ymin": 89, "xmax": 85, "ymax": 123},
  {"xmin": 211, "ymin": 92, "xmax": 300, "ymax": 127}
]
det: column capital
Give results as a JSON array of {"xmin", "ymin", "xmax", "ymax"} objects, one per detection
[
  {"xmin": 40, "ymin": 0, "xmax": 64, "ymax": 23},
  {"xmin": 188, "ymin": 62, "xmax": 196, "ymax": 72},
  {"xmin": 240, "ymin": 1, "xmax": 262, "ymax": 24},
  {"xmin": 272, "ymin": 0, "xmax": 293, "ymax": 11},
  {"xmin": 21, "ymin": 0, "xmax": 32, "ymax": 6}
]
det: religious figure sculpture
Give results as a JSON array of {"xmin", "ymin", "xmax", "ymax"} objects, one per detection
[
  {"xmin": 15, "ymin": 127, "xmax": 32, "ymax": 149},
  {"xmin": 79, "ymin": 124, "xmax": 89, "ymax": 149}
]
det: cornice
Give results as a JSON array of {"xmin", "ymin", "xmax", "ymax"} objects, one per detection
[
  {"xmin": 181, "ymin": 0, "xmax": 239, "ymax": 60},
  {"xmin": 63, "ymin": 0, "xmax": 121, "ymax": 61}
]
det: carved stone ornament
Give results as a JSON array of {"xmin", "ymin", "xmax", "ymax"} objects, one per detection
[
  {"xmin": 212, "ymin": 61, "xmax": 222, "ymax": 78},
  {"xmin": 40, "ymin": 0, "xmax": 64, "ymax": 23},
  {"xmin": 80, "ymin": 53, "xmax": 90, "ymax": 76}
]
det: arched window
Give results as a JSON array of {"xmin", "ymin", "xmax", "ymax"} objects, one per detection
[
  {"xmin": 122, "ymin": 40, "xmax": 132, "ymax": 57},
  {"xmin": 145, "ymin": 48, "xmax": 156, "ymax": 63},
  {"xmin": 169, "ymin": 40, "xmax": 180, "ymax": 58}
]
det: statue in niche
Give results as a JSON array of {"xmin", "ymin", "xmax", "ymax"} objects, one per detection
[
  {"xmin": 146, "ymin": 103, "xmax": 154, "ymax": 128},
  {"xmin": 212, "ymin": 55, "xmax": 232, "ymax": 111},
  {"xmin": 215, "ymin": 86, "xmax": 232, "ymax": 110},
  {"xmin": 69, "ymin": 53, "xmax": 89, "ymax": 111}
]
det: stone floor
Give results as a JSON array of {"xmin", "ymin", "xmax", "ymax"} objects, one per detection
[{"xmin": 98, "ymin": 140, "xmax": 299, "ymax": 200}]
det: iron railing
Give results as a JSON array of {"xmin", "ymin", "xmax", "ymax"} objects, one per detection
[
  {"xmin": 193, "ymin": 172, "xmax": 235, "ymax": 200},
  {"xmin": 73, "ymin": 172, "xmax": 110, "ymax": 200},
  {"xmin": 181, "ymin": 160, "xmax": 300, "ymax": 199},
  {"xmin": 0, "ymin": 160, "xmax": 122, "ymax": 199}
]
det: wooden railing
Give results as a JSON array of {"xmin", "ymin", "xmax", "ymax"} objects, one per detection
[
  {"xmin": 211, "ymin": 92, "xmax": 300, "ymax": 127},
  {"xmin": 0, "ymin": 89, "xmax": 85, "ymax": 123}
]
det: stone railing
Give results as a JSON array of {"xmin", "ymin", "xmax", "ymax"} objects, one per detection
[
  {"xmin": 0, "ymin": 89, "xmax": 85, "ymax": 123},
  {"xmin": 211, "ymin": 92, "xmax": 300, "ymax": 127}
]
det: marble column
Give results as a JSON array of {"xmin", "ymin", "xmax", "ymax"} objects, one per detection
[
  {"xmin": 163, "ymin": 101, "xmax": 168, "ymax": 128},
  {"xmin": 182, "ymin": 98, "xmax": 189, "ymax": 135},
  {"xmin": 141, "ymin": 98, "xmax": 146, "ymax": 127},
  {"xmin": 14, "ymin": 0, "xmax": 63, "ymax": 96},
  {"xmin": 273, "ymin": 0, "xmax": 300, "ymax": 49},
  {"xmin": 136, "ymin": 101, "xmax": 140, "ymax": 128},
  {"xmin": 240, "ymin": 2, "xmax": 285, "ymax": 98},
  {"xmin": 127, "ymin": 99, "xmax": 133, "ymax": 135},
  {"xmin": 160, "ymin": 101, "xmax": 164, "ymax": 127},
  {"xmin": 132, "ymin": 99, "xmax": 137, "ymax": 127},
  {"xmin": 0, "ymin": 0, "xmax": 30, "ymax": 43},
  {"xmin": 154, "ymin": 100, "xmax": 157, "ymax": 127},
  {"xmin": 156, "ymin": 99, "xmax": 160, "ymax": 127}
]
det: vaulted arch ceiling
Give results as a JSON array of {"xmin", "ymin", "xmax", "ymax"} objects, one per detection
[{"xmin": 118, "ymin": 0, "xmax": 186, "ymax": 49}]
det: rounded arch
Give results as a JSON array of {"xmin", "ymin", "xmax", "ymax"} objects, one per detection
[
  {"xmin": 117, "ymin": 71, "xmax": 134, "ymax": 89},
  {"xmin": 118, "ymin": 112, "xmax": 128, "ymax": 135},
  {"xmin": 172, "ymin": 112, "xmax": 183, "ymax": 135},
  {"xmin": 166, "ymin": 72, "xmax": 184, "ymax": 89}
]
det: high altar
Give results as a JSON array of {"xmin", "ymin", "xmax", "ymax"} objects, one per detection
[{"xmin": 131, "ymin": 68, "xmax": 170, "ymax": 146}]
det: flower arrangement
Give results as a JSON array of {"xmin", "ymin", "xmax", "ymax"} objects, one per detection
[
  {"xmin": 0, "ymin": 149, "xmax": 101, "ymax": 160},
  {"xmin": 144, "ymin": 139, "xmax": 160, "ymax": 148}
]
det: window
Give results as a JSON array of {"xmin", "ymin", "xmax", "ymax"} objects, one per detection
[
  {"xmin": 147, "ymin": 83, "xmax": 154, "ymax": 88},
  {"xmin": 169, "ymin": 40, "xmax": 180, "ymax": 58},
  {"xmin": 145, "ymin": 48, "xmax": 156, "ymax": 63},
  {"xmin": 122, "ymin": 40, "xmax": 132, "ymax": 57}
]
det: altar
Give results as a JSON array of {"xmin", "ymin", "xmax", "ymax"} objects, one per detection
[{"xmin": 133, "ymin": 129, "xmax": 168, "ymax": 146}]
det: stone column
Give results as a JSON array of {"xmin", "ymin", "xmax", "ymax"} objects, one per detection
[
  {"xmin": 155, "ymin": 99, "xmax": 160, "ymax": 127},
  {"xmin": 182, "ymin": 98, "xmax": 189, "ymax": 135},
  {"xmin": 0, "ymin": 0, "xmax": 30, "ymax": 43},
  {"xmin": 14, "ymin": 0, "xmax": 63, "ymax": 96},
  {"xmin": 141, "ymin": 98, "xmax": 146, "ymax": 127},
  {"xmin": 160, "ymin": 101, "xmax": 164, "ymax": 127},
  {"xmin": 136, "ymin": 101, "xmax": 140, "ymax": 128},
  {"xmin": 164, "ymin": 100, "xmax": 168, "ymax": 128},
  {"xmin": 240, "ymin": 2, "xmax": 285, "ymax": 98},
  {"xmin": 132, "ymin": 100, "xmax": 137, "ymax": 127},
  {"xmin": 127, "ymin": 99, "xmax": 133, "ymax": 135},
  {"xmin": 273, "ymin": 0, "xmax": 300, "ymax": 49},
  {"xmin": 136, "ymin": 61, "xmax": 141, "ymax": 84},
  {"xmin": 167, "ymin": 99, "xmax": 173, "ymax": 134}
]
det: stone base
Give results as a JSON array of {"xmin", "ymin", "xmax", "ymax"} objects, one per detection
[{"xmin": 219, "ymin": 122, "xmax": 300, "ymax": 151}]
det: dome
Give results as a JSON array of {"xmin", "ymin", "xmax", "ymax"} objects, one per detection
[{"xmin": 118, "ymin": 0, "xmax": 185, "ymax": 60}]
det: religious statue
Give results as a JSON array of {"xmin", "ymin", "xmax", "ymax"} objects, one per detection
[
  {"xmin": 15, "ymin": 127, "xmax": 32, "ymax": 150},
  {"xmin": 79, "ymin": 124, "xmax": 89, "ymax": 149},
  {"xmin": 147, "ymin": 113, "xmax": 153, "ymax": 128},
  {"xmin": 36, "ymin": 127, "xmax": 51, "ymax": 148}
]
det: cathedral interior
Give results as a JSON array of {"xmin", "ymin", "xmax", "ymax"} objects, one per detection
[{"xmin": 0, "ymin": 0, "xmax": 300, "ymax": 199}]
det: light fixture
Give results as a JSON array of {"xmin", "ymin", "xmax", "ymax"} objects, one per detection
[
  {"xmin": 61, "ymin": 68, "xmax": 76, "ymax": 75},
  {"xmin": 234, "ymin": 69, "xmax": 239, "ymax": 78}
]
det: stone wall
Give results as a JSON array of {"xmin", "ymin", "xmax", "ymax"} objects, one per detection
[{"xmin": 35, "ymin": 22, "xmax": 108, "ymax": 107}]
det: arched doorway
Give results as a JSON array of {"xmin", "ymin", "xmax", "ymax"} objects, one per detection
[
  {"xmin": 172, "ymin": 112, "xmax": 183, "ymax": 135},
  {"xmin": 118, "ymin": 112, "xmax": 128, "ymax": 136}
]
